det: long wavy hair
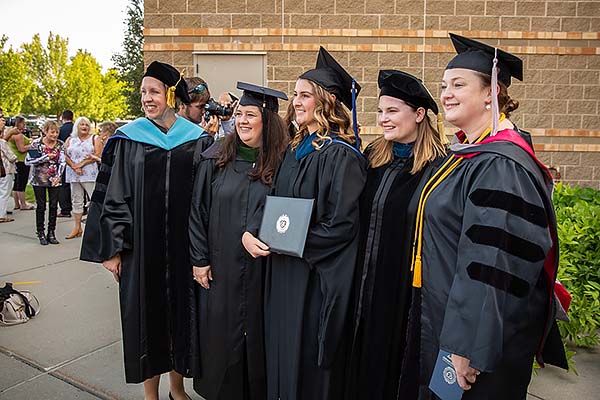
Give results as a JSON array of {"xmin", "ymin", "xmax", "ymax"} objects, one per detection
[
  {"xmin": 288, "ymin": 80, "xmax": 356, "ymax": 150},
  {"xmin": 216, "ymin": 107, "xmax": 288, "ymax": 186},
  {"xmin": 369, "ymin": 107, "xmax": 447, "ymax": 173}
]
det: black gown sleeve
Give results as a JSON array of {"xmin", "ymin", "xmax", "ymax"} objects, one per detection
[
  {"xmin": 80, "ymin": 139, "xmax": 135, "ymax": 263},
  {"xmin": 304, "ymin": 144, "xmax": 367, "ymax": 367},
  {"xmin": 189, "ymin": 157, "xmax": 215, "ymax": 267},
  {"xmin": 439, "ymin": 155, "xmax": 552, "ymax": 372}
]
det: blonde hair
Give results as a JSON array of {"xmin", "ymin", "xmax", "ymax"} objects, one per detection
[
  {"xmin": 369, "ymin": 112, "xmax": 447, "ymax": 173},
  {"xmin": 71, "ymin": 116, "xmax": 92, "ymax": 138},
  {"xmin": 42, "ymin": 120, "xmax": 59, "ymax": 133},
  {"xmin": 288, "ymin": 80, "xmax": 356, "ymax": 150}
]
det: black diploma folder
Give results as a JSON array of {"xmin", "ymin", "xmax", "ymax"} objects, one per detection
[
  {"xmin": 428, "ymin": 350, "xmax": 465, "ymax": 400},
  {"xmin": 258, "ymin": 195, "xmax": 314, "ymax": 257}
]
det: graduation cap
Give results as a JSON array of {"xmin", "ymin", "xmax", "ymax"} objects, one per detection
[
  {"xmin": 237, "ymin": 82, "xmax": 288, "ymax": 113},
  {"xmin": 445, "ymin": 33, "xmax": 523, "ymax": 88},
  {"xmin": 143, "ymin": 61, "xmax": 191, "ymax": 107},
  {"xmin": 299, "ymin": 47, "xmax": 361, "ymax": 110},
  {"xmin": 378, "ymin": 70, "xmax": 439, "ymax": 114}
]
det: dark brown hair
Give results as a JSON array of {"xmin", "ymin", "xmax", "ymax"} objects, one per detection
[{"xmin": 216, "ymin": 107, "xmax": 288, "ymax": 186}]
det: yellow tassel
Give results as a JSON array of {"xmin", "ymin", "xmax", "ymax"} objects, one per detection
[
  {"xmin": 437, "ymin": 112, "xmax": 447, "ymax": 143},
  {"xmin": 166, "ymin": 72, "xmax": 184, "ymax": 109},
  {"xmin": 413, "ymin": 256, "xmax": 422, "ymax": 288},
  {"xmin": 166, "ymin": 86, "xmax": 177, "ymax": 109}
]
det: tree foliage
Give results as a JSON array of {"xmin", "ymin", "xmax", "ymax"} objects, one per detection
[
  {"xmin": 112, "ymin": 0, "xmax": 144, "ymax": 118},
  {"xmin": 0, "ymin": 33, "xmax": 128, "ymax": 121},
  {"xmin": 0, "ymin": 36, "xmax": 32, "ymax": 114},
  {"xmin": 21, "ymin": 33, "xmax": 69, "ymax": 116}
]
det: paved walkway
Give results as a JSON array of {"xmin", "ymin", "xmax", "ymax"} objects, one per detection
[{"xmin": 0, "ymin": 210, "xmax": 598, "ymax": 399}]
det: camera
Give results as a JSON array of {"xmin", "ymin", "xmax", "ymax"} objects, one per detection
[
  {"xmin": 4, "ymin": 117, "xmax": 17, "ymax": 127},
  {"xmin": 203, "ymin": 98, "xmax": 234, "ymax": 123}
]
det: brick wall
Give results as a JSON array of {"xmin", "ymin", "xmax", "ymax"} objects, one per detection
[{"xmin": 144, "ymin": 0, "xmax": 600, "ymax": 189}]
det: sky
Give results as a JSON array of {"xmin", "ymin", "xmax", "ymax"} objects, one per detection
[{"xmin": 2, "ymin": 0, "xmax": 129, "ymax": 71}]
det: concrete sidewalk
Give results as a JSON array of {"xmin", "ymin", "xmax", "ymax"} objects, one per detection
[{"xmin": 1, "ymin": 210, "xmax": 598, "ymax": 399}]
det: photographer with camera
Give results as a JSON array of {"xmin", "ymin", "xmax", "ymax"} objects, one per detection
[
  {"xmin": 3, "ymin": 115, "xmax": 35, "ymax": 211},
  {"xmin": 178, "ymin": 77, "xmax": 238, "ymax": 140},
  {"xmin": 0, "ymin": 114, "xmax": 17, "ymax": 223}
]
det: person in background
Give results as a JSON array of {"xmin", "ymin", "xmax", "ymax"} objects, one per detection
[
  {"xmin": 81, "ymin": 61, "xmax": 204, "ymax": 400},
  {"xmin": 0, "ymin": 115, "xmax": 17, "ymax": 223},
  {"xmin": 413, "ymin": 33, "xmax": 567, "ymax": 398},
  {"xmin": 57, "ymin": 109, "xmax": 74, "ymax": 217},
  {"xmin": 25, "ymin": 120, "xmax": 65, "ymax": 245},
  {"xmin": 178, "ymin": 77, "xmax": 215, "ymax": 152},
  {"xmin": 346, "ymin": 70, "xmax": 447, "ymax": 400},
  {"xmin": 87, "ymin": 121, "xmax": 118, "ymax": 163},
  {"xmin": 4, "ymin": 116, "xmax": 34, "ymax": 211},
  {"xmin": 244, "ymin": 47, "xmax": 367, "ymax": 400},
  {"xmin": 64, "ymin": 116, "xmax": 101, "ymax": 239}
]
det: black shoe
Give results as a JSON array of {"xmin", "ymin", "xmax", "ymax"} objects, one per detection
[
  {"xmin": 37, "ymin": 231, "xmax": 49, "ymax": 246},
  {"xmin": 57, "ymin": 212, "xmax": 71, "ymax": 218},
  {"xmin": 46, "ymin": 231, "xmax": 59, "ymax": 245}
]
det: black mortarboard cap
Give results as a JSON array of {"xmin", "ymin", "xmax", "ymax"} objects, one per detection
[
  {"xmin": 378, "ymin": 70, "xmax": 439, "ymax": 114},
  {"xmin": 237, "ymin": 82, "xmax": 288, "ymax": 113},
  {"xmin": 143, "ymin": 61, "xmax": 191, "ymax": 104},
  {"xmin": 446, "ymin": 33, "xmax": 523, "ymax": 87},
  {"xmin": 299, "ymin": 46, "xmax": 361, "ymax": 109}
]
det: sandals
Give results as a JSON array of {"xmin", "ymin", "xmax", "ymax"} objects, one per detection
[
  {"xmin": 65, "ymin": 229, "xmax": 83, "ymax": 239},
  {"xmin": 21, "ymin": 204, "xmax": 35, "ymax": 210},
  {"xmin": 0, "ymin": 217, "xmax": 15, "ymax": 223}
]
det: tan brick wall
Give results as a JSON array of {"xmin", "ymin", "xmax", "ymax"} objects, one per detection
[{"xmin": 144, "ymin": 0, "xmax": 600, "ymax": 188}]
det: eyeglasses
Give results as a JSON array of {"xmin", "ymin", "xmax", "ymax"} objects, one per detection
[{"xmin": 188, "ymin": 83, "xmax": 208, "ymax": 95}]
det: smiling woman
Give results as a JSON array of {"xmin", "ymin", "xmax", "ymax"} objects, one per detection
[
  {"xmin": 80, "ymin": 61, "xmax": 205, "ymax": 400},
  {"xmin": 188, "ymin": 82, "xmax": 288, "ymax": 400}
]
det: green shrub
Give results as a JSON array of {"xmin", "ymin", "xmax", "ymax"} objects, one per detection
[{"xmin": 553, "ymin": 182, "xmax": 600, "ymax": 348}]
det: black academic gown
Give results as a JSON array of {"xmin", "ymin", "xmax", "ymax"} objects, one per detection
[
  {"xmin": 416, "ymin": 129, "xmax": 567, "ymax": 400},
  {"xmin": 347, "ymin": 150, "xmax": 444, "ymax": 400},
  {"xmin": 189, "ymin": 142, "xmax": 268, "ymax": 400},
  {"xmin": 265, "ymin": 139, "xmax": 367, "ymax": 400},
  {"xmin": 80, "ymin": 125, "xmax": 205, "ymax": 383}
]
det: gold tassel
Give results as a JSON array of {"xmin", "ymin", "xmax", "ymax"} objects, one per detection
[
  {"xmin": 437, "ymin": 112, "xmax": 447, "ymax": 143},
  {"xmin": 166, "ymin": 86, "xmax": 177, "ymax": 109},
  {"xmin": 413, "ymin": 256, "xmax": 422, "ymax": 288},
  {"xmin": 166, "ymin": 72, "xmax": 184, "ymax": 109}
]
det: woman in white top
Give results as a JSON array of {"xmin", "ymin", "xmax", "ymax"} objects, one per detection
[{"xmin": 64, "ymin": 116, "xmax": 101, "ymax": 239}]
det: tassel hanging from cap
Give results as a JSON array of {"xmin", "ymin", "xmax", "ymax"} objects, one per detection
[
  {"xmin": 436, "ymin": 112, "xmax": 447, "ymax": 143},
  {"xmin": 166, "ymin": 72, "xmax": 184, "ymax": 109},
  {"xmin": 351, "ymin": 79, "xmax": 361, "ymax": 150},
  {"xmin": 490, "ymin": 48, "xmax": 500, "ymax": 136}
]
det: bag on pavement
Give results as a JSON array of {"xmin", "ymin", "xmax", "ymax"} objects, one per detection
[{"xmin": 0, "ymin": 282, "xmax": 41, "ymax": 326}]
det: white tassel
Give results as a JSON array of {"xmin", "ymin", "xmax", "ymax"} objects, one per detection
[{"xmin": 491, "ymin": 48, "xmax": 500, "ymax": 136}]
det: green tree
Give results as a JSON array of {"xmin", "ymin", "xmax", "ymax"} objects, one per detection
[
  {"xmin": 0, "ymin": 36, "xmax": 32, "ymax": 114},
  {"xmin": 62, "ymin": 50, "xmax": 128, "ymax": 121},
  {"xmin": 112, "ymin": 0, "xmax": 144, "ymax": 118},
  {"xmin": 21, "ymin": 33, "xmax": 69, "ymax": 116}
]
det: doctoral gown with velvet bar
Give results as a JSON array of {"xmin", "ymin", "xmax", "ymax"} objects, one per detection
[
  {"xmin": 264, "ymin": 138, "xmax": 367, "ymax": 400},
  {"xmin": 188, "ymin": 142, "xmax": 268, "ymax": 400},
  {"xmin": 80, "ymin": 119, "xmax": 207, "ymax": 383},
  {"xmin": 346, "ymin": 149, "xmax": 445, "ymax": 400},
  {"xmin": 416, "ymin": 129, "xmax": 567, "ymax": 400}
]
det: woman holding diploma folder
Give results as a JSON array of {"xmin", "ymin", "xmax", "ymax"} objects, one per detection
[
  {"xmin": 242, "ymin": 47, "xmax": 367, "ymax": 400},
  {"xmin": 189, "ymin": 82, "xmax": 288, "ymax": 400}
]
